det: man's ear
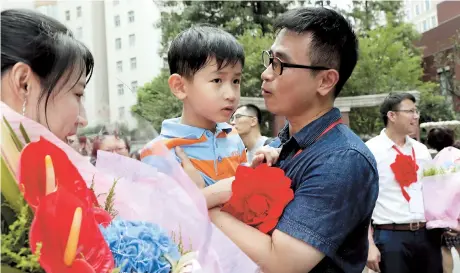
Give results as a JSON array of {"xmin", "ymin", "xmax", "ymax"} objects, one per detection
[
  {"xmin": 317, "ymin": 69, "xmax": 339, "ymax": 97},
  {"xmin": 387, "ymin": 111, "xmax": 397, "ymax": 123},
  {"xmin": 168, "ymin": 74, "xmax": 187, "ymax": 100}
]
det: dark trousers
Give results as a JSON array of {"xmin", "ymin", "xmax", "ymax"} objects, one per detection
[{"xmin": 373, "ymin": 228, "xmax": 443, "ymax": 273}]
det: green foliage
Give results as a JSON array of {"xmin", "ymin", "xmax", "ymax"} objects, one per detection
[
  {"xmin": 104, "ymin": 179, "xmax": 119, "ymax": 218},
  {"xmin": 1, "ymin": 198, "xmax": 43, "ymax": 273}
]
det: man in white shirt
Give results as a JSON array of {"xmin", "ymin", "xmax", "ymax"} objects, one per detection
[
  {"xmin": 231, "ymin": 104, "xmax": 270, "ymax": 162},
  {"xmin": 366, "ymin": 93, "xmax": 442, "ymax": 273}
]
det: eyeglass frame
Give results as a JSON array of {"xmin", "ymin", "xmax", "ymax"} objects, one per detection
[
  {"xmin": 262, "ymin": 50, "xmax": 330, "ymax": 76},
  {"xmin": 392, "ymin": 109, "xmax": 420, "ymax": 115},
  {"xmin": 230, "ymin": 114, "xmax": 256, "ymax": 122}
]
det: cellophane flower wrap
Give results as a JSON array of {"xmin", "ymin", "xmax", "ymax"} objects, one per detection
[
  {"xmin": 1, "ymin": 102, "xmax": 258, "ymax": 273},
  {"xmin": 422, "ymin": 146, "xmax": 460, "ymax": 229}
]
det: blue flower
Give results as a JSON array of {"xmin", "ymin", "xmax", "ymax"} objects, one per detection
[{"xmin": 100, "ymin": 219, "xmax": 181, "ymax": 273}]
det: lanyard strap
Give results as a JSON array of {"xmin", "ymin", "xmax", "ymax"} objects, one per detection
[
  {"xmin": 293, "ymin": 118, "xmax": 343, "ymax": 158},
  {"xmin": 392, "ymin": 146, "xmax": 417, "ymax": 172}
]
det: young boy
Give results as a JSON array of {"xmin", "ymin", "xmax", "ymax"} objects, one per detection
[{"xmin": 141, "ymin": 25, "xmax": 247, "ymax": 187}]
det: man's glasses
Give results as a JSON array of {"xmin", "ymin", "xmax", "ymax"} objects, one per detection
[
  {"xmin": 393, "ymin": 109, "xmax": 420, "ymax": 115},
  {"xmin": 262, "ymin": 50, "xmax": 330, "ymax": 76},
  {"xmin": 230, "ymin": 114, "xmax": 255, "ymax": 122}
]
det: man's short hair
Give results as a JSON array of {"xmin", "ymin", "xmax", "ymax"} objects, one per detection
[
  {"xmin": 380, "ymin": 93, "xmax": 416, "ymax": 127},
  {"xmin": 274, "ymin": 7, "xmax": 358, "ymax": 97},
  {"xmin": 238, "ymin": 104, "xmax": 262, "ymax": 125},
  {"xmin": 168, "ymin": 25, "xmax": 245, "ymax": 79}
]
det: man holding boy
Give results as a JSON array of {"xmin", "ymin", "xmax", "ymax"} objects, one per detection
[{"xmin": 195, "ymin": 7, "xmax": 379, "ymax": 273}]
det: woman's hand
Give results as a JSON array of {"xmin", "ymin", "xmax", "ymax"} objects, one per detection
[
  {"xmin": 202, "ymin": 177, "xmax": 234, "ymax": 209},
  {"xmin": 251, "ymin": 146, "xmax": 281, "ymax": 168}
]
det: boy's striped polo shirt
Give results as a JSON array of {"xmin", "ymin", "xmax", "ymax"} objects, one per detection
[{"xmin": 141, "ymin": 118, "xmax": 247, "ymax": 186}]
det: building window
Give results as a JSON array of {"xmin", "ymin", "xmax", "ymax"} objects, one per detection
[
  {"xmin": 117, "ymin": 84, "xmax": 124, "ymax": 95},
  {"xmin": 415, "ymin": 4, "xmax": 420, "ymax": 16},
  {"xmin": 114, "ymin": 0, "xmax": 120, "ymax": 5},
  {"xmin": 116, "ymin": 61, "xmax": 123, "ymax": 72},
  {"xmin": 425, "ymin": 0, "xmax": 430, "ymax": 10},
  {"xmin": 114, "ymin": 15, "xmax": 120, "ymax": 27},
  {"xmin": 76, "ymin": 6, "xmax": 82, "ymax": 17},
  {"xmin": 115, "ymin": 38, "xmax": 122, "ymax": 50},
  {"xmin": 65, "ymin": 10, "xmax": 70, "ymax": 20},
  {"xmin": 118, "ymin": 106, "xmax": 125, "ymax": 119},
  {"xmin": 423, "ymin": 20, "xmax": 428, "ymax": 32},
  {"xmin": 131, "ymin": 81, "xmax": 138, "ymax": 92},
  {"xmin": 130, "ymin": 57, "xmax": 137, "ymax": 70},
  {"xmin": 163, "ymin": 57, "xmax": 168, "ymax": 69},
  {"xmin": 129, "ymin": 34, "xmax": 135, "ymax": 47},
  {"xmin": 76, "ymin": 27, "xmax": 83, "ymax": 40},
  {"xmin": 128, "ymin": 11, "xmax": 135, "ymax": 23},
  {"xmin": 431, "ymin": 15, "xmax": 437, "ymax": 28}
]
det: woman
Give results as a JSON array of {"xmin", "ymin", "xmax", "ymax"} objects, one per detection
[
  {"xmin": 1, "ymin": 9, "xmax": 93, "ymax": 140},
  {"xmin": 90, "ymin": 134, "xmax": 130, "ymax": 165},
  {"xmin": 427, "ymin": 127, "xmax": 460, "ymax": 273}
]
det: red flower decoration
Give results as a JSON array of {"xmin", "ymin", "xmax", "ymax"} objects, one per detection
[
  {"xmin": 221, "ymin": 164, "xmax": 294, "ymax": 234},
  {"xmin": 390, "ymin": 153, "xmax": 419, "ymax": 201},
  {"xmin": 18, "ymin": 137, "xmax": 109, "ymax": 225},
  {"xmin": 30, "ymin": 185, "xmax": 114, "ymax": 273}
]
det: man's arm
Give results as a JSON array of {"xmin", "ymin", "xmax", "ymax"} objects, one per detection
[
  {"xmin": 209, "ymin": 208, "xmax": 324, "ymax": 273},
  {"xmin": 208, "ymin": 149, "xmax": 378, "ymax": 273}
]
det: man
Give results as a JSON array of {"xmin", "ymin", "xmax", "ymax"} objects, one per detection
[
  {"xmin": 198, "ymin": 7, "xmax": 379, "ymax": 273},
  {"xmin": 231, "ymin": 104, "xmax": 269, "ymax": 162},
  {"xmin": 366, "ymin": 93, "xmax": 442, "ymax": 273}
]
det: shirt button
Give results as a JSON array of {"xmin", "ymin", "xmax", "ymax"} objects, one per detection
[{"xmin": 217, "ymin": 156, "xmax": 222, "ymax": 162}]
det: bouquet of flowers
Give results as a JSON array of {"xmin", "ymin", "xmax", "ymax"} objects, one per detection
[
  {"xmin": 1, "ymin": 102, "xmax": 258, "ymax": 273},
  {"xmin": 422, "ymin": 146, "xmax": 460, "ymax": 229}
]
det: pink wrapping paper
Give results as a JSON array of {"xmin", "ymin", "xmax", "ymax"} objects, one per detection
[
  {"xmin": 422, "ymin": 147, "xmax": 460, "ymax": 229},
  {"xmin": 1, "ymin": 102, "xmax": 258, "ymax": 273}
]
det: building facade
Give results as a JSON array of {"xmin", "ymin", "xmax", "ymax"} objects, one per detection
[{"xmin": 404, "ymin": 0, "xmax": 441, "ymax": 33}]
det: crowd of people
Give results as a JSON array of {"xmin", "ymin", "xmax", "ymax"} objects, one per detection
[{"xmin": 1, "ymin": 6, "xmax": 459, "ymax": 273}]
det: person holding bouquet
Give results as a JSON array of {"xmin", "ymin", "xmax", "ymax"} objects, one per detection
[
  {"xmin": 365, "ymin": 93, "xmax": 443, "ymax": 273},
  {"xmin": 182, "ymin": 7, "xmax": 380, "ymax": 273},
  {"xmin": 426, "ymin": 127, "xmax": 460, "ymax": 273}
]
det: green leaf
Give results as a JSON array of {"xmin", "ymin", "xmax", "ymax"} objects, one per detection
[
  {"xmin": 2, "ymin": 117, "xmax": 24, "ymax": 151},
  {"xmin": 19, "ymin": 123, "xmax": 31, "ymax": 144},
  {"xmin": 0, "ymin": 265, "xmax": 27, "ymax": 273},
  {"xmin": 1, "ymin": 157, "xmax": 22, "ymax": 213}
]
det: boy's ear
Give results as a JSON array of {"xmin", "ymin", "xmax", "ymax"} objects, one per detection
[{"xmin": 168, "ymin": 74, "xmax": 187, "ymax": 100}]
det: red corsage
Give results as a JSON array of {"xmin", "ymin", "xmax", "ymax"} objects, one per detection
[
  {"xmin": 221, "ymin": 164, "xmax": 294, "ymax": 234},
  {"xmin": 390, "ymin": 153, "xmax": 419, "ymax": 201}
]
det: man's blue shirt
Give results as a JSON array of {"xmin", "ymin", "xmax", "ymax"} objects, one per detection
[{"xmin": 270, "ymin": 108, "xmax": 379, "ymax": 273}]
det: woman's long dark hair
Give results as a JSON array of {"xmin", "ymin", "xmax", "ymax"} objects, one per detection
[{"xmin": 1, "ymin": 9, "xmax": 94, "ymax": 125}]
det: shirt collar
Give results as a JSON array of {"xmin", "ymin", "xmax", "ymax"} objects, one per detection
[
  {"xmin": 379, "ymin": 128, "xmax": 414, "ymax": 150},
  {"xmin": 160, "ymin": 118, "xmax": 233, "ymax": 139},
  {"xmin": 278, "ymin": 108, "xmax": 342, "ymax": 148}
]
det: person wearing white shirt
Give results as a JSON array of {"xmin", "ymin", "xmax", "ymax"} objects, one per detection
[
  {"xmin": 365, "ymin": 93, "xmax": 442, "ymax": 273},
  {"xmin": 230, "ymin": 104, "xmax": 270, "ymax": 162}
]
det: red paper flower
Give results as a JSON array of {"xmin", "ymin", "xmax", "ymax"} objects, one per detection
[
  {"xmin": 390, "ymin": 153, "xmax": 419, "ymax": 201},
  {"xmin": 30, "ymin": 186, "xmax": 114, "ymax": 273},
  {"xmin": 18, "ymin": 137, "xmax": 107, "ymax": 224},
  {"xmin": 221, "ymin": 164, "xmax": 294, "ymax": 233}
]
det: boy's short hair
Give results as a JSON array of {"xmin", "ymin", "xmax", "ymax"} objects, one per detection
[
  {"xmin": 168, "ymin": 25, "xmax": 245, "ymax": 79},
  {"xmin": 380, "ymin": 93, "xmax": 416, "ymax": 127}
]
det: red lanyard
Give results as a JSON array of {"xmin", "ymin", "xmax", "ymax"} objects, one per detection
[{"xmin": 293, "ymin": 118, "xmax": 343, "ymax": 158}]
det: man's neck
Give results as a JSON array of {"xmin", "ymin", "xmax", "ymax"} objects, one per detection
[
  {"xmin": 385, "ymin": 127, "xmax": 407, "ymax": 147},
  {"xmin": 287, "ymin": 105, "xmax": 334, "ymax": 135},
  {"xmin": 180, "ymin": 106, "xmax": 217, "ymax": 132},
  {"xmin": 241, "ymin": 130, "xmax": 263, "ymax": 151}
]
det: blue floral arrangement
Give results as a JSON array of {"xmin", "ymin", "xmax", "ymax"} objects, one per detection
[{"xmin": 99, "ymin": 219, "xmax": 181, "ymax": 273}]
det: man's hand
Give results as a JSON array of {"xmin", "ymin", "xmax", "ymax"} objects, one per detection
[
  {"xmin": 175, "ymin": 147, "xmax": 206, "ymax": 189},
  {"xmin": 366, "ymin": 243, "xmax": 381, "ymax": 273},
  {"xmin": 251, "ymin": 146, "xmax": 281, "ymax": 168},
  {"xmin": 203, "ymin": 177, "xmax": 234, "ymax": 209}
]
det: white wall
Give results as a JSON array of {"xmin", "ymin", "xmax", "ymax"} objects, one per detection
[{"xmin": 404, "ymin": 0, "xmax": 440, "ymax": 33}]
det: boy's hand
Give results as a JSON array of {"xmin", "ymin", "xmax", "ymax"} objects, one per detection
[
  {"xmin": 175, "ymin": 147, "xmax": 206, "ymax": 189},
  {"xmin": 251, "ymin": 146, "xmax": 281, "ymax": 168}
]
